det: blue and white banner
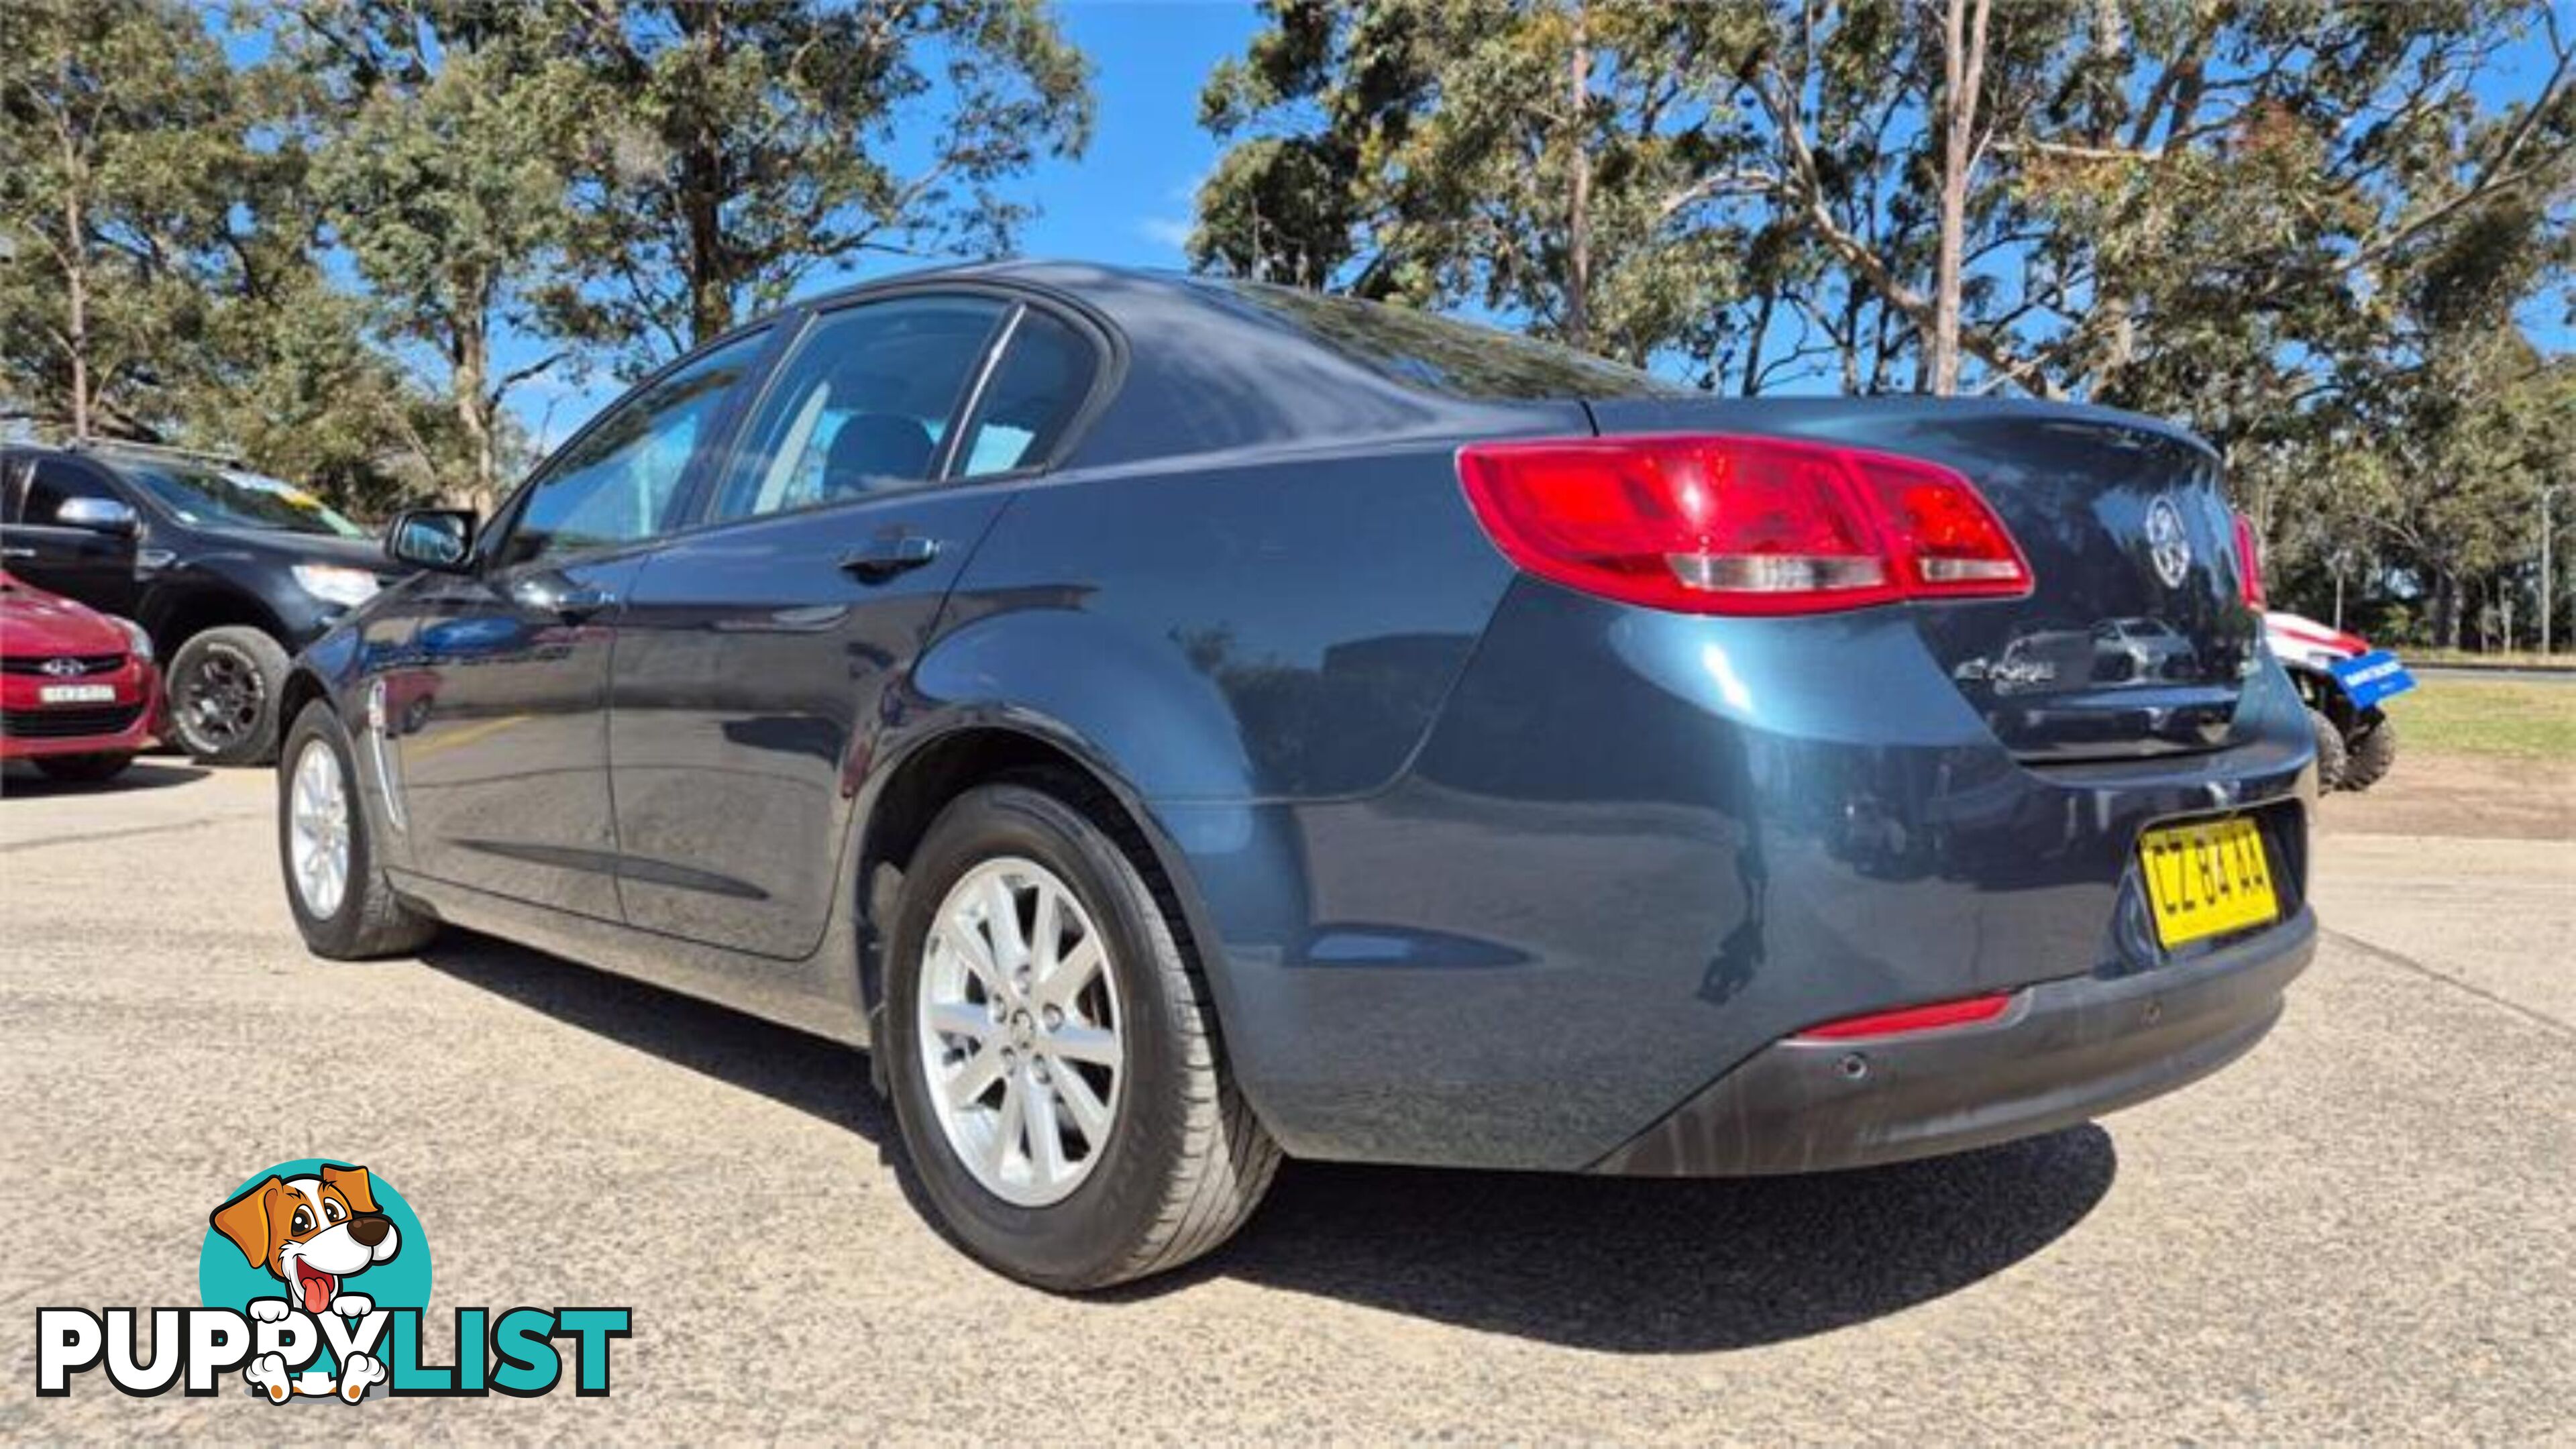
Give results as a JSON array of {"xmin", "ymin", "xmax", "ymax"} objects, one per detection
[{"xmin": 2328, "ymin": 649, "xmax": 2416, "ymax": 710}]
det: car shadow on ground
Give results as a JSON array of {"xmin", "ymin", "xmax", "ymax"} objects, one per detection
[
  {"xmin": 417, "ymin": 928, "xmax": 2116, "ymax": 1353},
  {"xmin": 0, "ymin": 759, "xmax": 213, "ymax": 796}
]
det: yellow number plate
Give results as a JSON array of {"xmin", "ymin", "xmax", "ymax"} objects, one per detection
[{"xmin": 2139, "ymin": 816, "xmax": 2279, "ymax": 949}]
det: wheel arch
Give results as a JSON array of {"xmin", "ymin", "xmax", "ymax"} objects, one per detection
[
  {"xmin": 849, "ymin": 716, "xmax": 1247, "ymax": 1079},
  {"xmin": 138, "ymin": 582, "xmax": 290, "ymax": 657},
  {"xmin": 278, "ymin": 665, "xmax": 333, "ymax": 734}
]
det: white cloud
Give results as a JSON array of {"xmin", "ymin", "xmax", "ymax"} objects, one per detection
[{"xmin": 1137, "ymin": 216, "xmax": 1195, "ymax": 251}]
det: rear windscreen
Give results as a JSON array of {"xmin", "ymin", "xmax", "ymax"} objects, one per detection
[{"xmin": 1187, "ymin": 278, "xmax": 1682, "ymax": 402}]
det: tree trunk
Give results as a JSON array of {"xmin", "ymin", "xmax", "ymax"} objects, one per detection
[
  {"xmin": 63, "ymin": 182, "xmax": 91, "ymax": 441},
  {"xmin": 1563, "ymin": 5, "xmax": 1593, "ymax": 353},
  {"xmin": 1739, "ymin": 290, "xmax": 1774, "ymax": 396},
  {"xmin": 1929, "ymin": 0, "xmax": 1990, "ymax": 396},
  {"xmin": 452, "ymin": 325, "xmax": 497, "ymax": 514}
]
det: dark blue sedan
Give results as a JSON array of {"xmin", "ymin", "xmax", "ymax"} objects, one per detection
[{"xmin": 275, "ymin": 263, "xmax": 2316, "ymax": 1289}]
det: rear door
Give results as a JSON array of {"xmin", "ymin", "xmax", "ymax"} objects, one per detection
[
  {"xmin": 608, "ymin": 292, "xmax": 1099, "ymax": 956},
  {"xmin": 394, "ymin": 331, "xmax": 770, "ymax": 918}
]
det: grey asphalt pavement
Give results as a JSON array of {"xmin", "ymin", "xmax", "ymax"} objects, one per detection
[{"xmin": 2, "ymin": 759, "xmax": 2569, "ymax": 1442}]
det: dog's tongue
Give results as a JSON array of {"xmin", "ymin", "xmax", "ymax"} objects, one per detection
[{"xmin": 300, "ymin": 1272, "xmax": 333, "ymax": 1314}]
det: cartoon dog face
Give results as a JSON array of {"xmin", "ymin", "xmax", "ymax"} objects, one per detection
[{"xmin": 211, "ymin": 1163, "xmax": 400, "ymax": 1315}]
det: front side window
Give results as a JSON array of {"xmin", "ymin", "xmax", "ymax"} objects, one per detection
[
  {"xmin": 708, "ymin": 296, "xmax": 1008, "ymax": 524},
  {"xmin": 493, "ymin": 331, "xmax": 767, "ymax": 569},
  {"xmin": 24, "ymin": 460, "xmax": 121, "ymax": 525}
]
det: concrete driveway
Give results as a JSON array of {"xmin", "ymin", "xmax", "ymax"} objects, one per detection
[{"xmin": 2, "ymin": 757, "xmax": 2568, "ymax": 1441}]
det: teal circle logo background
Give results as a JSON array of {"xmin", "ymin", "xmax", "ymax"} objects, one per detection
[{"xmin": 199, "ymin": 1160, "xmax": 432, "ymax": 1318}]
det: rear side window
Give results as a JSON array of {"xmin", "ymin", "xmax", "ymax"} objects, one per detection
[
  {"xmin": 709, "ymin": 296, "xmax": 1008, "ymax": 523},
  {"xmin": 954, "ymin": 310, "xmax": 1095, "ymax": 478},
  {"xmin": 1189, "ymin": 278, "xmax": 1680, "ymax": 400}
]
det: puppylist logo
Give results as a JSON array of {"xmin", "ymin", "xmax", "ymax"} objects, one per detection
[{"xmin": 35, "ymin": 1159, "xmax": 629, "ymax": 1403}]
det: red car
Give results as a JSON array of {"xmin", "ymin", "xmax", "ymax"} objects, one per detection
[{"xmin": 0, "ymin": 569, "xmax": 162, "ymax": 782}]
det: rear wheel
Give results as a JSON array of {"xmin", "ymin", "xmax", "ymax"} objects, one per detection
[
  {"xmin": 31, "ymin": 752, "xmax": 133, "ymax": 783},
  {"xmin": 882, "ymin": 779, "xmax": 1279, "ymax": 1290},
  {"xmin": 2307, "ymin": 706, "xmax": 2349, "ymax": 791},
  {"xmin": 169, "ymin": 625, "xmax": 290, "ymax": 765},
  {"xmin": 2342, "ymin": 709, "xmax": 2397, "ymax": 791},
  {"xmin": 278, "ymin": 702, "xmax": 437, "ymax": 959}
]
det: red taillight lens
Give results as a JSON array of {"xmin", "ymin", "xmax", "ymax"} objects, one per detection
[
  {"xmin": 1456, "ymin": 434, "xmax": 2031, "ymax": 616},
  {"xmin": 1792, "ymin": 992, "xmax": 2016, "ymax": 1041},
  {"xmin": 2231, "ymin": 511, "xmax": 2266, "ymax": 608}
]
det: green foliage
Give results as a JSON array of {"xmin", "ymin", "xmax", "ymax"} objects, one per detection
[
  {"xmin": 1197, "ymin": 0, "xmax": 2575, "ymax": 647},
  {"xmin": 0, "ymin": 0, "xmax": 446, "ymax": 512},
  {"xmin": 533, "ymin": 0, "xmax": 1094, "ymax": 371}
]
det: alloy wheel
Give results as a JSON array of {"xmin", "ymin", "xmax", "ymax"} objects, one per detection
[
  {"xmin": 916, "ymin": 857, "xmax": 1125, "ymax": 1207},
  {"xmin": 288, "ymin": 739, "xmax": 351, "ymax": 918}
]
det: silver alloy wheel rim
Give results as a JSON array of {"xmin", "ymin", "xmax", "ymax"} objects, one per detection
[
  {"xmin": 917, "ymin": 856, "xmax": 1124, "ymax": 1207},
  {"xmin": 288, "ymin": 739, "xmax": 351, "ymax": 920}
]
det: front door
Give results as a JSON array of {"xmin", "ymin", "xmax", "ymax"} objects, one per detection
[
  {"xmin": 608, "ymin": 294, "xmax": 1099, "ymax": 957},
  {"xmin": 1, "ymin": 456, "xmax": 140, "ymax": 615},
  {"xmin": 393, "ymin": 332, "xmax": 769, "ymax": 918}
]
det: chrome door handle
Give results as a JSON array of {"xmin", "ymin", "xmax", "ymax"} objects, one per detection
[
  {"xmin": 513, "ymin": 579, "xmax": 619, "ymax": 621},
  {"xmin": 839, "ymin": 534, "xmax": 941, "ymax": 582}
]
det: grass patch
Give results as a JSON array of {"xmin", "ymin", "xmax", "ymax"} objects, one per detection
[
  {"xmin": 2410, "ymin": 648, "xmax": 2576, "ymax": 670},
  {"xmin": 2381, "ymin": 678, "xmax": 2576, "ymax": 760}
]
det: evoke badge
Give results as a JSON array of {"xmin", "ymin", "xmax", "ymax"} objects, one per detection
[{"xmin": 2145, "ymin": 496, "xmax": 2192, "ymax": 589}]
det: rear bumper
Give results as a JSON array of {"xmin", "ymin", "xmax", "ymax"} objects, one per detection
[{"xmin": 1593, "ymin": 906, "xmax": 2314, "ymax": 1176}]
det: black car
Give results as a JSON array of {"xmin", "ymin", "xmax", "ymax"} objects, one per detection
[{"xmin": 0, "ymin": 441, "xmax": 403, "ymax": 764}]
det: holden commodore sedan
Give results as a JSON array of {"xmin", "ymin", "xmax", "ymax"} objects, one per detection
[{"xmin": 274, "ymin": 262, "xmax": 2314, "ymax": 1289}]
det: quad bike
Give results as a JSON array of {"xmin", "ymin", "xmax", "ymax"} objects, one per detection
[{"xmin": 2266, "ymin": 610, "xmax": 2415, "ymax": 791}]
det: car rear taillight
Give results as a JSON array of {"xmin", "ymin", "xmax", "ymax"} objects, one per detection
[
  {"xmin": 2231, "ymin": 511, "xmax": 2266, "ymax": 608},
  {"xmin": 1456, "ymin": 434, "xmax": 2031, "ymax": 616},
  {"xmin": 1792, "ymin": 992, "xmax": 2015, "ymax": 1041}
]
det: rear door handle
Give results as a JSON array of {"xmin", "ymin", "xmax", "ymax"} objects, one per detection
[{"xmin": 840, "ymin": 534, "xmax": 941, "ymax": 582}]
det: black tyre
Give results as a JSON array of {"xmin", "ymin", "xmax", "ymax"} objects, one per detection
[
  {"xmin": 168, "ymin": 625, "xmax": 291, "ymax": 765},
  {"xmin": 31, "ymin": 752, "xmax": 134, "ymax": 783},
  {"xmin": 277, "ymin": 701, "xmax": 437, "ymax": 960},
  {"xmin": 2306, "ymin": 706, "xmax": 2349, "ymax": 791},
  {"xmin": 2343, "ymin": 709, "xmax": 2398, "ymax": 791},
  {"xmin": 882, "ymin": 778, "xmax": 1280, "ymax": 1291}
]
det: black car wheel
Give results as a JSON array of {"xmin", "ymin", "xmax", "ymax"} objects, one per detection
[
  {"xmin": 31, "ymin": 752, "xmax": 134, "ymax": 784},
  {"xmin": 2342, "ymin": 708, "xmax": 2397, "ymax": 791},
  {"xmin": 882, "ymin": 777, "xmax": 1280, "ymax": 1291},
  {"xmin": 277, "ymin": 701, "xmax": 439, "ymax": 959},
  {"xmin": 2306, "ymin": 706, "xmax": 2349, "ymax": 791},
  {"xmin": 168, "ymin": 625, "xmax": 291, "ymax": 766}
]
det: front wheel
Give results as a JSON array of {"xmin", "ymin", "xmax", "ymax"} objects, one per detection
[
  {"xmin": 277, "ymin": 702, "xmax": 437, "ymax": 959},
  {"xmin": 168, "ymin": 625, "xmax": 291, "ymax": 765},
  {"xmin": 2342, "ymin": 709, "xmax": 2397, "ymax": 791},
  {"xmin": 882, "ymin": 779, "xmax": 1279, "ymax": 1290},
  {"xmin": 2307, "ymin": 706, "xmax": 2350, "ymax": 791}
]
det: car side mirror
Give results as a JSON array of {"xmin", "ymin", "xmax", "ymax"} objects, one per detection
[
  {"xmin": 54, "ymin": 496, "xmax": 138, "ymax": 537},
  {"xmin": 386, "ymin": 508, "xmax": 476, "ymax": 572}
]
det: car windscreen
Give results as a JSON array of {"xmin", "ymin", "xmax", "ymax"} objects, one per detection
[
  {"xmin": 1187, "ymin": 278, "xmax": 1683, "ymax": 401},
  {"xmin": 117, "ymin": 460, "xmax": 368, "ymax": 538}
]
